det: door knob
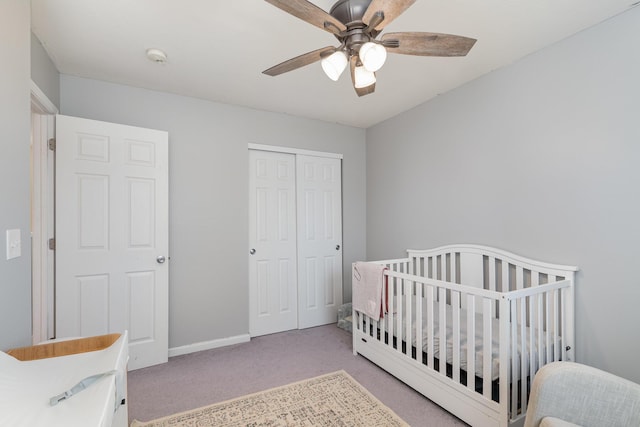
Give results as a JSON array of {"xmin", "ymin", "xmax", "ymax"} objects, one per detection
[
  {"xmin": 156, "ymin": 255, "xmax": 166, "ymax": 264},
  {"xmin": 335, "ymin": 245, "xmax": 340, "ymax": 251},
  {"xmin": 249, "ymin": 248, "xmax": 256, "ymax": 255}
]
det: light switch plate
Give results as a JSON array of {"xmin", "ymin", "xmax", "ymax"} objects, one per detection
[{"xmin": 6, "ymin": 229, "xmax": 21, "ymax": 260}]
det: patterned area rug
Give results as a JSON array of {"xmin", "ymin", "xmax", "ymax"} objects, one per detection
[{"xmin": 130, "ymin": 370, "xmax": 408, "ymax": 426}]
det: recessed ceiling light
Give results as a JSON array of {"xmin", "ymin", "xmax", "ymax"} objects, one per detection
[{"xmin": 146, "ymin": 48, "xmax": 167, "ymax": 63}]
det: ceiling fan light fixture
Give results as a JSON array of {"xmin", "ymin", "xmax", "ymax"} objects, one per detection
[
  {"xmin": 359, "ymin": 42, "xmax": 387, "ymax": 72},
  {"xmin": 354, "ymin": 65, "xmax": 376, "ymax": 88},
  {"xmin": 262, "ymin": 0, "xmax": 477, "ymax": 96},
  {"xmin": 321, "ymin": 51, "xmax": 348, "ymax": 81}
]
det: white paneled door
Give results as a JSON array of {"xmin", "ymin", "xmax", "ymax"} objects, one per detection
[
  {"xmin": 249, "ymin": 149, "xmax": 342, "ymax": 337},
  {"xmin": 55, "ymin": 115, "xmax": 169, "ymax": 370},
  {"xmin": 248, "ymin": 150, "xmax": 298, "ymax": 336},
  {"xmin": 296, "ymin": 155, "xmax": 343, "ymax": 328}
]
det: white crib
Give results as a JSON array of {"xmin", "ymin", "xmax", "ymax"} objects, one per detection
[{"xmin": 352, "ymin": 244, "xmax": 578, "ymax": 427}]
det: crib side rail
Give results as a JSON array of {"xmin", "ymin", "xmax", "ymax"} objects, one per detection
[
  {"xmin": 390, "ymin": 270, "xmax": 505, "ymax": 299},
  {"xmin": 354, "ymin": 267, "xmax": 504, "ymax": 399},
  {"xmin": 371, "ymin": 258, "xmax": 411, "ymax": 272},
  {"xmin": 499, "ymin": 277, "xmax": 574, "ymax": 423},
  {"xmin": 372, "ymin": 258, "xmax": 410, "ymax": 265},
  {"xmin": 352, "ymin": 261, "xmax": 575, "ymax": 425}
]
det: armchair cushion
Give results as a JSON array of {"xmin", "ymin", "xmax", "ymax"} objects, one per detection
[{"xmin": 524, "ymin": 362, "xmax": 640, "ymax": 427}]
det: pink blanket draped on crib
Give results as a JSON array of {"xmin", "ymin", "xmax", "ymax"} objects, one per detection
[{"xmin": 352, "ymin": 262, "xmax": 388, "ymax": 321}]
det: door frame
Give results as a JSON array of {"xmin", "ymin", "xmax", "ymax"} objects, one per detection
[
  {"xmin": 30, "ymin": 81, "xmax": 58, "ymax": 344},
  {"xmin": 248, "ymin": 143, "xmax": 343, "ymax": 160}
]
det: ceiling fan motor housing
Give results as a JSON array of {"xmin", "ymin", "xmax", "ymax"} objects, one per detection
[
  {"xmin": 329, "ymin": 0, "xmax": 372, "ymax": 24},
  {"xmin": 330, "ymin": 0, "xmax": 378, "ymax": 55}
]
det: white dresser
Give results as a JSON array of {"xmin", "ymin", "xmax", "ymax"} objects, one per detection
[{"xmin": 0, "ymin": 332, "xmax": 128, "ymax": 427}]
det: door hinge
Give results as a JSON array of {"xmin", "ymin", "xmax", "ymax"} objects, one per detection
[
  {"xmin": 48, "ymin": 238, "xmax": 56, "ymax": 250},
  {"xmin": 48, "ymin": 138, "xmax": 56, "ymax": 151}
]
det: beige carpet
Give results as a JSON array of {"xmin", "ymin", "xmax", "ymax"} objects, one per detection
[{"xmin": 130, "ymin": 370, "xmax": 409, "ymax": 426}]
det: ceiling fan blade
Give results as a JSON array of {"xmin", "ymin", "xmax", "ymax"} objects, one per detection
[
  {"xmin": 265, "ymin": 0, "xmax": 346, "ymax": 35},
  {"xmin": 362, "ymin": 0, "xmax": 416, "ymax": 31},
  {"xmin": 349, "ymin": 56, "xmax": 375, "ymax": 97},
  {"xmin": 381, "ymin": 32, "xmax": 477, "ymax": 57},
  {"xmin": 263, "ymin": 46, "xmax": 336, "ymax": 76}
]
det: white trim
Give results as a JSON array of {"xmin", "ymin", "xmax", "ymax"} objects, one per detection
[
  {"xmin": 30, "ymin": 81, "xmax": 57, "ymax": 344},
  {"xmin": 168, "ymin": 334, "xmax": 251, "ymax": 358},
  {"xmin": 30, "ymin": 80, "xmax": 59, "ymax": 114},
  {"xmin": 248, "ymin": 143, "xmax": 343, "ymax": 159}
]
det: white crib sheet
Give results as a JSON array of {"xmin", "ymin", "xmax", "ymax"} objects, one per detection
[
  {"xmin": 381, "ymin": 301, "xmax": 556, "ymax": 381},
  {"xmin": 0, "ymin": 332, "xmax": 128, "ymax": 427}
]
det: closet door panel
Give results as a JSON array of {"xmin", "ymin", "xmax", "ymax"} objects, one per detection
[
  {"xmin": 249, "ymin": 150, "xmax": 298, "ymax": 336},
  {"xmin": 297, "ymin": 155, "xmax": 343, "ymax": 329}
]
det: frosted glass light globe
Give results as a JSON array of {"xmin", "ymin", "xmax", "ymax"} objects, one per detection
[
  {"xmin": 321, "ymin": 51, "xmax": 348, "ymax": 81},
  {"xmin": 359, "ymin": 42, "xmax": 387, "ymax": 72},
  {"xmin": 354, "ymin": 65, "xmax": 376, "ymax": 88}
]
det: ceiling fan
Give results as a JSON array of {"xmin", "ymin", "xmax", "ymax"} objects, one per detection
[{"xmin": 262, "ymin": 0, "xmax": 477, "ymax": 97}]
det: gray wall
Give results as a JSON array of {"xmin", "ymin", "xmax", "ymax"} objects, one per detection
[
  {"xmin": 31, "ymin": 32, "xmax": 60, "ymax": 109},
  {"xmin": 60, "ymin": 75, "xmax": 366, "ymax": 349},
  {"xmin": 366, "ymin": 8, "xmax": 640, "ymax": 383},
  {"xmin": 0, "ymin": 0, "xmax": 33, "ymax": 350}
]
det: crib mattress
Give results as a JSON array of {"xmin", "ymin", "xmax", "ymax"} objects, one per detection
[
  {"xmin": 0, "ymin": 333, "xmax": 128, "ymax": 427},
  {"xmin": 381, "ymin": 301, "xmax": 555, "ymax": 381}
]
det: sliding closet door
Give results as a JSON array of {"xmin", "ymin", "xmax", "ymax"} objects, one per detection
[
  {"xmin": 248, "ymin": 150, "xmax": 298, "ymax": 336},
  {"xmin": 296, "ymin": 155, "xmax": 343, "ymax": 329},
  {"xmin": 249, "ymin": 148, "xmax": 343, "ymax": 335}
]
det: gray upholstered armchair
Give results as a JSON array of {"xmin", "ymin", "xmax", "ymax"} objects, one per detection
[{"xmin": 524, "ymin": 361, "xmax": 640, "ymax": 427}]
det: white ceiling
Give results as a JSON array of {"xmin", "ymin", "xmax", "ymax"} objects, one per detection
[{"xmin": 31, "ymin": 0, "xmax": 635, "ymax": 128}]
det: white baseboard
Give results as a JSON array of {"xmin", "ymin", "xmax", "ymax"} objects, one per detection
[{"xmin": 168, "ymin": 334, "xmax": 250, "ymax": 358}]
